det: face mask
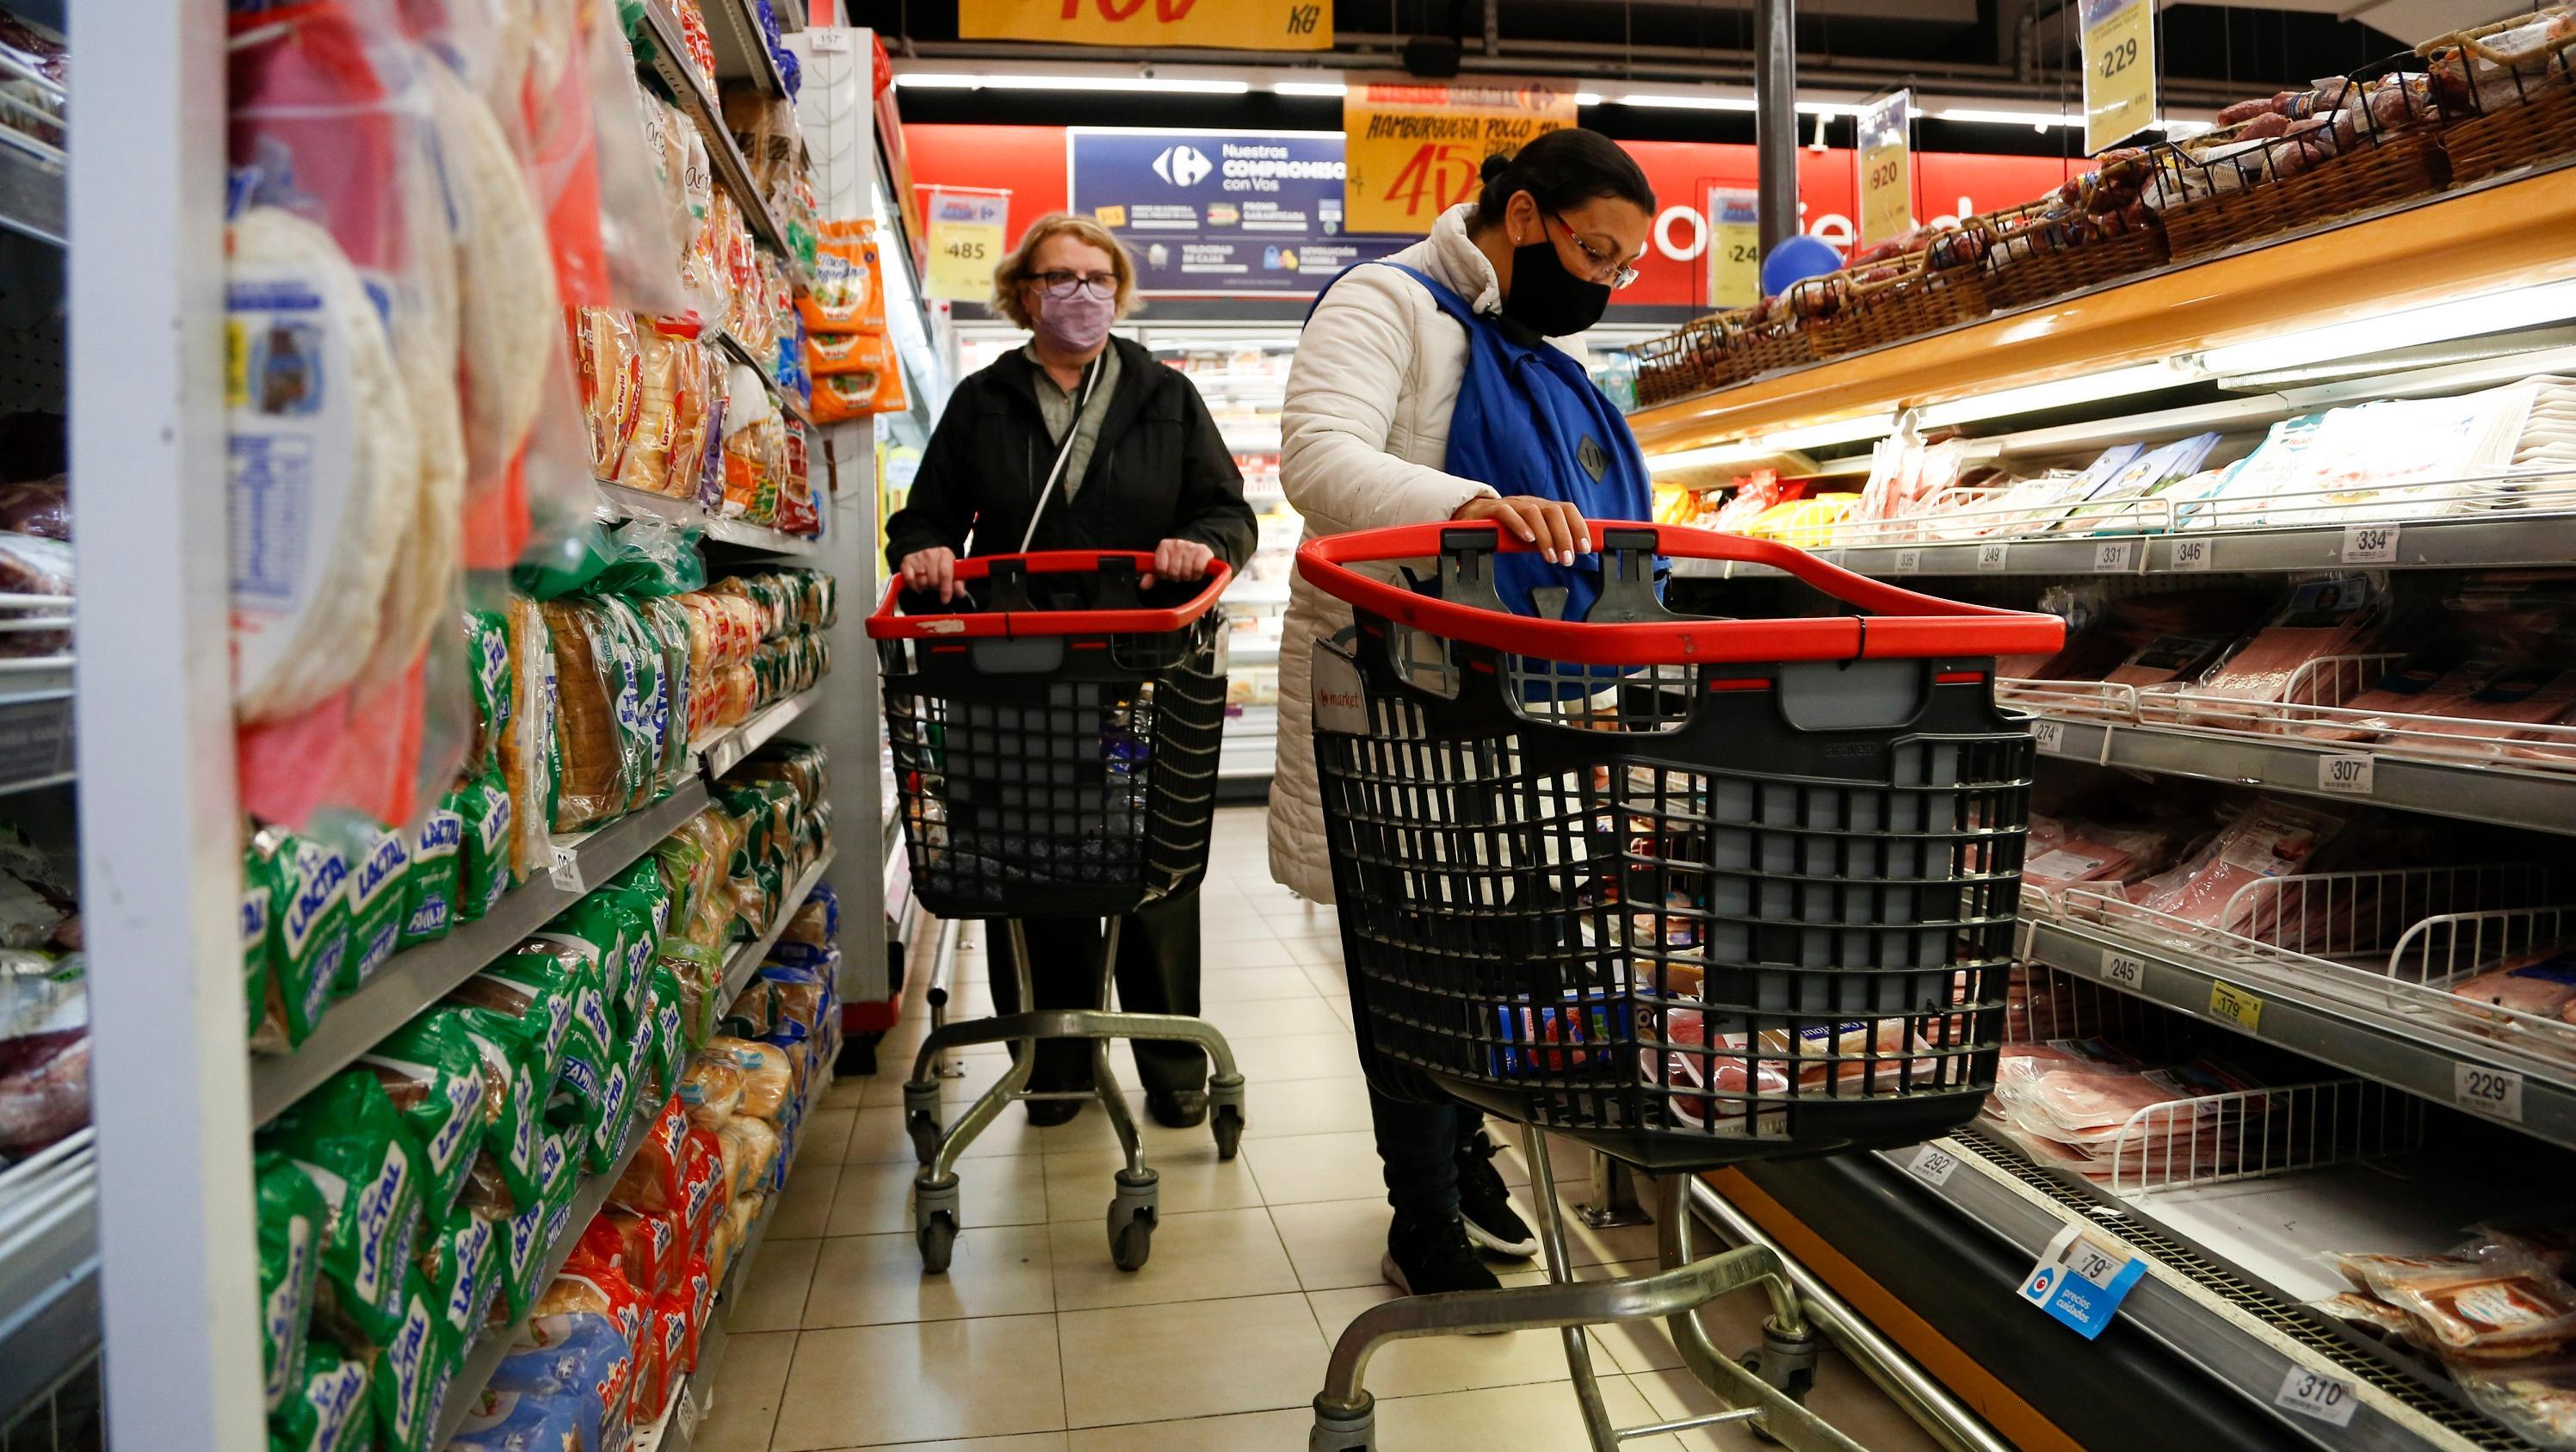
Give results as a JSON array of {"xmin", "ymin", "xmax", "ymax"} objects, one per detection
[
  {"xmin": 1032, "ymin": 287, "xmax": 1115, "ymax": 355},
  {"xmin": 1501, "ymin": 235, "xmax": 1613, "ymax": 337}
]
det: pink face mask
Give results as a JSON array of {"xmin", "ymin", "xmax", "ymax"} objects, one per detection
[{"xmin": 1033, "ymin": 287, "xmax": 1115, "ymax": 355}]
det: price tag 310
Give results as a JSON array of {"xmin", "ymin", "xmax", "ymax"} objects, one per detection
[
  {"xmin": 2456, "ymin": 1064, "xmax": 2526, "ymax": 1123},
  {"xmin": 2019, "ymin": 1224, "xmax": 2144, "ymax": 1338},
  {"xmin": 2275, "ymin": 1366, "xmax": 2360, "ymax": 1427},
  {"xmin": 2318, "ymin": 753, "xmax": 2375, "ymax": 796},
  {"xmin": 1976, "ymin": 541, "xmax": 2011, "ymax": 572},
  {"xmin": 2342, "ymin": 522, "xmax": 2400, "ymax": 565}
]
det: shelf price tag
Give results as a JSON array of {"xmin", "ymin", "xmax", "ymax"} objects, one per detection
[
  {"xmin": 1856, "ymin": 90, "xmax": 1913, "ymax": 245},
  {"xmin": 2275, "ymin": 1366, "xmax": 2361, "ymax": 1428},
  {"xmin": 548, "ymin": 843, "xmax": 587, "ymax": 894},
  {"xmin": 2208, "ymin": 979, "xmax": 2264, "ymax": 1033},
  {"xmin": 2170, "ymin": 536, "xmax": 2214, "ymax": 572},
  {"xmin": 2092, "ymin": 539, "xmax": 2138, "ymax": 573},
  {"xmin": 924, "ymin": 188, "xmax": 1013, "ymax": 303},
  {"xmin": 1707, "ymin": 188, "xmax": 1761, "ymax": 310},
  {"xmin": 2030, "ymin": 719, "xmax": 2067, "ymax": 754},
  {"xmin": 1906, "ymin": 1143, "xmax": 1962, "ymax": 1187},
  {"xmin": 2100, "ymin": 949, "xmax": 2147, "ymax": 991},
  {"xmin": 2455, "ymin": 1064, "xmax": 2526, "ymax": 1123},
  {"xmin": 2317, "ymin": 753, "xmax": 2375, "ymax": 796},
  {"xmin": 1894, "ymin": 548, "xmax": 1924, "ymax": 575},
  {"xmin": 2341, "ymin": 522, "xmax": 2401, "ymax": 565},
  {"xmin": 1976, "ymin": 541, "xmax": 2011, "ymax": 572},
  {"xmin": 2019, "ymin": 1224, "xmax": 2145, "ymax": 1338},
  {"xmin": 2081, "ymin": 0, "xmax": 2157, "ymax": 155}
]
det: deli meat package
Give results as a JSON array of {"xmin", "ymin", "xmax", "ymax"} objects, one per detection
[
  {"xmin": 2128, "ymin": 798, "xmax": 2344, "ymax": 935},
  {"xmin": 2351, "ymin": 1251, "xmax": 2576, "ymax": 1361},
  {"xmin": 2442, "ymin": 948, "xmax": 2576, "ymax": 1023},
  {"xmin": 2158, "ymin": 576, "xmax": 2376, "ymax": 731}
]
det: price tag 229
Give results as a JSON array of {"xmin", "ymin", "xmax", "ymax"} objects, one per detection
[
  {"xmin": 2342, "ymin": 522, "xmax": 2400, "ymax": 565},
  {"xmin": 2318, "ymin": 753, "xmax": 2375, "ymax": 796},
  {"xmin": 2456, "ymin": 1064, "xmax": 2526, "ymax": 1123},
  {"xmin": 2275, "ymin": 1366, "xmax": 2360, "ymax": 1428}
]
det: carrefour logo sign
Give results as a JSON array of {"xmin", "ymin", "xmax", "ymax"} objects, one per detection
[{"xmin": 1152, "ymin": 144, "xmax": 1213, "ymax": 187}]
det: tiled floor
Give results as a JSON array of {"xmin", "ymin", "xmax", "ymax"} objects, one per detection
[{"xmin": 699, "ymin": 806, "xmax": 1946, "ymax": 1452}]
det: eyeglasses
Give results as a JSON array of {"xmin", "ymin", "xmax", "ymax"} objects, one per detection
[
  {"xmin": 1033, "ymin": 270, "xmax": 1118, "ymax": 300},
  {"xmin": 1548, "ymin": 213, "xmax": 1642, "ymax": 290}
]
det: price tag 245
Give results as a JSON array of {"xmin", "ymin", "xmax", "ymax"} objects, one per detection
[
  {"xmin": 2275, "ymin": 1366, "xmax": 2360, "ymax": 1428},
  {"xmin": 2100, "ymin": 949, "xmax": 2147, "ymax": 991},
  {"xmin": 2456, "ymin": 1064, "xmax": 2526, "ymax": 1124},
  {"xmin": 2019, "ymin": 1224, "xmax": 2144, "ymax": 1339},
  {"xmin": 2342, "ymin": 522, "xmax": 2401, "ymax": 565}
]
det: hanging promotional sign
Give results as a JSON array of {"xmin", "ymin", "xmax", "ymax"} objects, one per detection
[
  {"xmin": 2082, "ymin": 0, "xmax": 2158, "ymax": 154},
  {"xmin": 1706, "ymin": 188, "xmax": 1760, "ymax": 309},
  {"xmin": 1342, "ymin": 78, "xmax": 1578, "ymax": 234},
  {"xmin": 958, "ymin": 0, "xmax": 1331, "ymax": 51},
  {"xmin": 1068, "ymin": 128, "xmax": 1411, "ymax": 295},
  {"xmin": 1856, "ymin": 90, "xmax": 1913, "ymax": 245},
  {"xmin": 923, "ymin": 188, "xmax": 1012, "ymax": 302}
]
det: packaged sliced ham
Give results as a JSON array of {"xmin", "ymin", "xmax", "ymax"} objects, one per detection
[
  {"xmin": 2165, "ymin": 577, "xmax": 2376, "ymax": 731},
  {"xmin": 2132, "ymin": 799, "xmax": 2343, "ymax": 933},
  {"xmin": 2444, "ymin": 949, "xmax": 2576, "ymax": 1022},
  {"xmin": 2357, "ymin": 1253, "xmax": 2576, "ymax": 1361}
]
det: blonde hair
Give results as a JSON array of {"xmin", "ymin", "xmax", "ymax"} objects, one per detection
[{"xmin": 992, "ymin": 212, "xmax": 1138, "ymax": 328}]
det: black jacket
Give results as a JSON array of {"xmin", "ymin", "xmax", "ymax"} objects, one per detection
[{"xmin": 882, "ymin": 336, "xmax": 1257, "ymax": 571}]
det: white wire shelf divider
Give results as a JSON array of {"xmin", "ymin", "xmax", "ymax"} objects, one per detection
[
  {"xmin": 0, "ymin": 592, "xmax": 74, "ymax": 794},
  {"xmin": 0, "ymin": 1132, "xmax": 96, "ymax": 1418}
]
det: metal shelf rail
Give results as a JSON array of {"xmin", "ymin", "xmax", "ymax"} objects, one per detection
[
  {"xmin": 594, "ymin": 481, "xmax": 822, "ymax": 559},
  {"xmin": 700, "ymin": 0, "xmax": 787, "ymax": 98},
  {"xmin": 249, "ymin": 779, "xmax": 713, "ymax": 1124}
]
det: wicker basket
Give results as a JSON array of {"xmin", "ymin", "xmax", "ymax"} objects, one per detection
[
  {"xmin": 2151, "ymin": 80, "xmax": 2451, "ymax": 260},
  {"xmin": 2424, "ymin": 12, "xmax": 2576, "ymax": 182},
  {"xmin": 1980, "ymin": 196, "xmax": 2171, "ymax": 313},
  {"xmin": 1630, "ymin": 319, "xmax": 1719, "ymax": 409},
  {"xmin": 1804, "ymin": 248, "xmax": 1991, "ymax": 359}
]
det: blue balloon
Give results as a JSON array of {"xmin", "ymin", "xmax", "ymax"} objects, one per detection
[{"xmin": 1761, "ymin": 234, "xmax": 1844, "ymax": 298}]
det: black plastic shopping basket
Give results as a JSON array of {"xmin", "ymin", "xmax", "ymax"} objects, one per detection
[
  {"xmin": 868, "ymin": 552, "xmax": 1231, "ymax": 922},
  {"xmin": 1298, "ymin": 522, "xmax": 2065, "ymax": 1172}
]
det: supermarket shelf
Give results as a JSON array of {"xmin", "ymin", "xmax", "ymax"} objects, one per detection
[
  {"xmin": 1865, "ymin": 1130, "xmax": 2506, "ymax": 1452},
  {"xmin": 0, "ymin": 1135, "xmax": 96, "ymax": 1418},
  {"xmin": 0, "ymin": 662, "xmax": 72, "ymax": 794},
  {"xmin": 1666, "ymin": 511, "xmax": 2576, "ymax": 580},
  {"xmin": 701, "ymin": 0, "xmax": 787, "ymax": 97},
  {"xmin": 0, "ymin": 134, "xmax": 63, "ymax": 247},
  {"xmin": 696, "ymin": 689, "xmax": 816, "ymax": 780},
  {"xmin": 713, "ymin": 327, "xmax": 819, "ymax": 431},
  {"xmin": 635, "ymin": 0, "xmax": 801, "ymax": 275},
  {"xmin": 1219, "ymin": 702, "xmax": 1277, "ymax": 783},
  {"xmin": 432, "ymin": 1106, "xmax": 658, "ymax": 1449},
  {"xmin": 2022, "ymin": 913, "xmax": 2576, "ymax": 1155},
  {"xmin": 1628, "ymin": 163, "xmax": 2576, "ymax": 453},
  {"xmin": 250, "ymin": 779, "xmax": 713, "ymax": 1126},
  {"xmin": 718, "ymin": 848, "xmax": 838, "ymax": 1006},
  {"xmin": 2022, "ymin": 712, "xmax": 2576, "ymax": 837},
  {"xmin": 594, "ymin": 480, "xmax": 820, "ymax": 559}
]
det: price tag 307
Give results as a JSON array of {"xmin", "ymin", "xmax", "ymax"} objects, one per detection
[
  {"xmin": 2342, "ymin": 522, "xmax": 2400, "ymax": 565},
  {"xmin": 2318, "ymin": 753, "xmax": 2375, "ymax": 796}
]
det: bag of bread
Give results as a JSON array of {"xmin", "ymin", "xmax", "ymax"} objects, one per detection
[
  {"xmin": 676, "ymin": 1050, "xmax": 744, "ymax": 1131},
  {"xmin": 258, "ymin": 1149, "xmax": 328, "ymax": 1414},
  {"xmin": 679, "ymin": 1125, "xmax": 727, "ymax": 1254},
  {"xmin": 594, "ymin": 1208, "xmax": 681, "ymax": 1301},
  {"xmin": 541, "ymin": 598, "xmax": 625, "ymax": 829},
  {"xmin": 244, "ymin": 840, "xmax": 278, "ymax": 1047},
  {"xmin": 538, "ymin": 896, "xmax": 631, "ymax": 1029},
  {"xmin": 717, "ymin": 1116, "xmax": 778, "ymax": 1201},
  {"xmin": 664, "ymin": 338, "xmax": 715, "ymax": 502},
  {"xmin": 578, "ymin": 1051, "xmax": 634, "ymax": 1173},
  {"xmin": 368, "ymin": 1267, "xmax": 452, "ymax": 1452},
  {"xmin": 642, "ymin": 967, "xmax": 688, "ymax": 1101},
  {"xmin": 658, "ymin": 940, "xmax": 725, "ymax": 1043},
  {"xmin": 570, "ymin": 306, "xmax": 641, "ymax": 479},
  {"xmin": 496, "ymin": 1128, "xmax": 572, "ymax": 1324},
  {"xmin": 400, "ymin": 801, "xmax": 462, "ymax": 949},
  {"xmin": 453, "ymin": 771, "xmax": 516, "ymax": 923},
  {"xmin": 463, "ymin": 610, "xmax": 512, "ymax": 775},
  {"xmin": 360, "ymin": 1014, "xmax": 490, "ymax": 1217},
  {"xmin": 417, "ymin": 1202, "xmax": 502, "ymax": 1345},
  {"xmin": 321, "ymin": 818, "xmax": 410, "ymax": 992},
  {"xmin": 612, "ymin": 1096, "xmax": 691, "ymax": 1214},
  {"xmin": 446, "ymin": 955, "xmax": 576, "ymax": 1087},
  {"xmin": 258, "ymin": 825, "xmax": 353, "ymax": 1047},
  {"xmin": 490, "ymin": 1313, "xmax": 629, "ymax": 1450},
  {"xmin": 499, "ymin": 595, "xmax": 558, "ymax": 877},
  {"xmin": 271, "ymin": 1336, "xmax": 372, "ymax": 1452},
  {"xmin": 615, "ymin": 318, "xmax": 688, "ymax": 494},
  {"xmin": 812, "ymin": 357, "xmax": 906, "ymax": 423},
  {"xmin": 423, "ymin": 1006, "xmax": 542, "ymax": 1211},
  {"xmin": 540, "ymin": 1125, "xmax": 580, "ymax": 1251},
  {"xmin": 262, "ymin": 1071, "xmax": 427, "ymax": 1350}
]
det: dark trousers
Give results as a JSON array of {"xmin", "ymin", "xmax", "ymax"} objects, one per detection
[
  {"xmin": 985, "ymin": 887, "xmax": 1207, "ymax": 1097},
  {"xmin": 1370, "ymin": 1085, "xmax": 1486, "ymax": 1217}
]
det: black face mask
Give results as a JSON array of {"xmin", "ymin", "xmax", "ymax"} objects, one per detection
[{"xmin": 1501, "ymin": 237, "xmax": 1613, "ymax": 337}]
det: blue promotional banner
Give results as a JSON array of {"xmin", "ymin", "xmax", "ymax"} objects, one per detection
[{"xmin": 1067, "ymin": 127, "xmax": 1415, "ymax": 296}]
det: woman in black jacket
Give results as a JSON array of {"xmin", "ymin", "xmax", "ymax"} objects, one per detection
[{"xmin": 884, "ymin": 212, "xmax": 1256, "ymax": 1128}]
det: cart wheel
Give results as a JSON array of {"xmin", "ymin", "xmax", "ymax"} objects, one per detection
[
  {"xmin": 1109, "ymin": 1204, "xmax": 1156, "ymax": 1271},
  {"xmin": 1738, "ymin": 1350, "xmax": 1817, "ymax": 1446},
  {"xmin": 1211, "ymin": 1104, "xmax": 1245, "ymax": 1161},
  {"xmin": 905, "ymin": 1109, "xmax": 943, "ymax": 1165},
  {"xmin": 918, "ymin": 1213, "xmax": 958, "ymax": 1274}
]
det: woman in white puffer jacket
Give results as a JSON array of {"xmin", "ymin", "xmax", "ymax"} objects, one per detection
[{"xmin": 1267, "ymin": 130, "xmax": 1658, "ymax": 1298}]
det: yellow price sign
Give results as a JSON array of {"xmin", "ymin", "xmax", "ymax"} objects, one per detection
[
  {"xmin": 1856, "ymin": 90, "xmax": 1912, "ymax": 246},
  {"xmin": 2082, "ymin": 0, "xmax": 2157, "ymax": 155},
  {"xmin": 1344, "ymin": 78, "xmax": 1577, "ymax": 235},
  {"xmin": 2208, "ymin": 979, "xmax": 2264, "ymax": 1034},
  {"xmin": 1707, "ymin": 188, "xmax": 1760, "ymax": 309},
  {"xmin": 924, "ymin": 188, "xmax": 1012, "ymax": 304}
]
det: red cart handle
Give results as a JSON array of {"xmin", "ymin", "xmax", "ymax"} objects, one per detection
[
  {"xmin": 865, "ymin": 550, "xmax": 1234, "ymax": 641},
  {"xmin": 1296, "ymin": 522, "xmax": 2063, "ymax": 667}
]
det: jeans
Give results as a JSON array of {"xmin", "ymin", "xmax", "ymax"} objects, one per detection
[
  {"xmin": 1369, "ymin": 1084, "xmax": 1486, "ymax": 1218},
  {"xmin": 983, "ymin": 887, "xmax": 1208, "ymax": 1097}
]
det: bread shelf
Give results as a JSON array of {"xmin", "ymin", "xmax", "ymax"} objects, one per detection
[
  {"xmin": 717, "ymin": 847, "xmax": 837, "ymax": 1008},
  {"xmin": 2020, "ymin": 913, "xmax": 2576, "ymax": 1157},
  {"xmin": 431, "ymin": 1105, "xmax": 658, "ymax": 1449},
  {"xmin": 593, "ymin": 481, "xmax": 821, "ymax": 559},
  {"xmin": 1628, "ymin": 164, "xmax": 2576, "ymax": 454},
  {"xmin": 249, "ymin": 780, "xmax": 714, "ymax": 1127},
  {"xmin": 713, "ymin": 327, "xmax": 819, "ymax": 432},
  {"xmin": 696, "ymin": 689, "xmax": 816, "ymax": 782},
  {"xmin": 0, "ymin": 1134, "xmax": 96, "ymax": 1418},
  {"xmin": 701, "ymin": 0, "xmax": 787, "ymax": 99},
  {"xmin": 634, "ymin": 0, "xmax": 806, "ymax": 287}
]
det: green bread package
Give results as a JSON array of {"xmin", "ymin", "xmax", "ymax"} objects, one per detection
[
  {"xmin": 359, "ymin": 1015, "xmax": 491, "ymax": 1218},
  {"xmin": 260, "ymin": 1072, "xmax": 426, "ymax": 1350},
  {"xmin": 267, "ymin": 1336, "xmax": 371, "ymax": 1452},
  {"xmin": 257, "ymin": 1149, "xmax": 327, "ymax": 1414}
]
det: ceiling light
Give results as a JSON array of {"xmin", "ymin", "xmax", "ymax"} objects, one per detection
[
  {"xmin": 1621, "ymin": 92, "xmax": 1756, "ymax": 111},
  {"xmin": 1572, "ymin": 91, "xmax": 1603, "ymax": 107},
  {"xmin": 1272, "ymin": 80, "xmax": 1347, "ymax": 97},
  {"xmin": 2196, "ymin": 278, "xmax": 2576, "ymax": 376},
  {"xmin": 1914, "ymin": 361, "xmax": 2196, "ymax": 428},
  {"xmin": 893, "ymin": 72, "xmax": 1251, "ymax": 94},
  {"xmin": 1935, "ymin": 107, "xmax": 2069, "ymax": 127}
]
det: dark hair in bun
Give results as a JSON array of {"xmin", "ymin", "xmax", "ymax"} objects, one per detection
[{"xmin": 1472, "ymin": 128, "xmax": 1656, "ymax": 232}]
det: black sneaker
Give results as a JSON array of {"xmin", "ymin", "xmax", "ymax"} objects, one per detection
[
  {"xmin": 1455, "ymin": 1130, "xmax": 1540, "ymax": 1259},
  {"xmin": 1381, "ymin": 1212, "xmax": 1502, "ymax": 1296}
]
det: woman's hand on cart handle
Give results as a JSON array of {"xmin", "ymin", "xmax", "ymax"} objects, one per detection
[
  {"xmin": 899, "ymin": 547, "xmax": 961, "ymax": 603},
  {"xmin": 1453, "ymin": 496, "xmax": 1590, "ymax": 567},
  {"xmin": 1143, "ymin": 538, "xmax": 1216, "ymax": 590}
]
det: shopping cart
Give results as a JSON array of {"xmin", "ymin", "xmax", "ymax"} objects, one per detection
[
  {"xmin": 1296, "ymin": 522, "xmax": 2060, "ymax": 1451},
  {"xmin": 868, "ymin": 551, "xmax": 1248, "ymax": 1273}
]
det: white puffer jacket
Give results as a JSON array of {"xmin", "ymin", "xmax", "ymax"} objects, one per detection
[{"xmin": 1269, "ymin": 202, "xmax": 1563, "ymax": 901}]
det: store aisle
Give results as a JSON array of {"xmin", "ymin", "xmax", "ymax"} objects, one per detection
[{"xmin": 696, "ymin": 807, "xmax": 1945, "ymax": 1452}]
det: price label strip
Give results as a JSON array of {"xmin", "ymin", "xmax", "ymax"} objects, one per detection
[
  {"xmin": 2019, "ymin": 1224, "xmax": 2146, "ymax": 1338},
  {"xmin": 2208, "ymin": 979, "xmax": 2264, "ymax": 1033}
]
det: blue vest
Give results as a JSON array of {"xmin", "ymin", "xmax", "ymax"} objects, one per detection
[{"xmin": 1313, "ymin": 262, "xmax": 1658, "ymax": 623}]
